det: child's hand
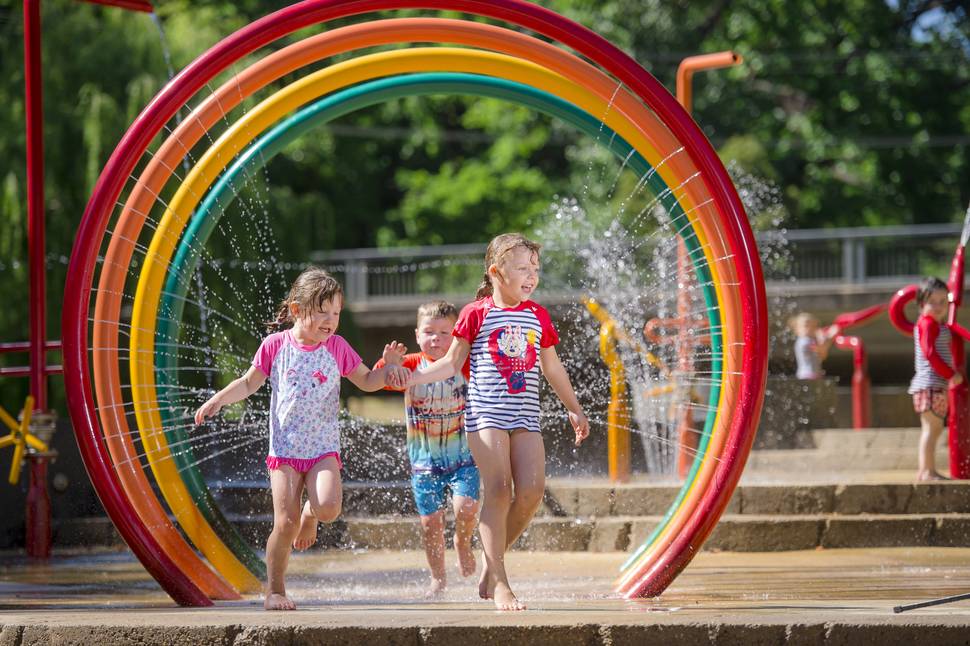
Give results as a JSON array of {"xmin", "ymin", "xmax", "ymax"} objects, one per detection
[
  {"xmin": 569, "ymin": 410, "xmax": 590, "ymax": 446},
  {"xmin": 194, "ymin": 397, "xmax": 222, "ymax": 425},
  {"xmin": 382, "ymin": 341, "xmax": 407, "ymax": 366},
  {"xmin": 951, "ymin": 373, "xmax": 964, "ymax": 387},
  {"xmin": 386, "ymin": 366, "xmax": 411, "ymax": 389}
]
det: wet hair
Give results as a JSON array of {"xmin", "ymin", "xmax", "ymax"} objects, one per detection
[
  {"xmin": 916, "ymin": 276, "xmax": 949, "ymax": 309},
  {"xmin": 266, "ymin": 266, "xmax": 343, "ymax": 332},
  {"xmin": 416, "ymin": 301, "xmax": 458, "ymax": 325},
  {"xmin": 475, "ymin": 233, "xmax": 541, "ymax": 299}
]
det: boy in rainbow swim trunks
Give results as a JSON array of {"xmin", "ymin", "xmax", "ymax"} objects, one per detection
[{"xmin": 377, "ymin": 301, "xmax": 480, "ymax": 596}]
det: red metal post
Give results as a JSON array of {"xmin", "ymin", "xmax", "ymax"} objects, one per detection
[
  {"xmin": 22, "ymin": 0, "xmax": 54, "ymax": 560},
  {"xmin": 25, "ymin": 0, "xmax": 46, "ymax": 413},
  {"xmin": 834, "ymin": 335, "xmax": 871, "ymax": 429},
  {"xmin": 24, "ymin": 456, "xmax": 51, "ymax": 558},
  {"xmin": 947, "ymin": 247, "xmax": 970, "ymax": 478}
]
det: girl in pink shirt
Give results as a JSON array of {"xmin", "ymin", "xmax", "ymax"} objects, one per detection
[
  {"xmin": 408, "ymin": 234, "xmax": 589, "ymax": 611},
  {"xmin": 195, "ymin": 267, "xmax": 408, "ymax": 610}
]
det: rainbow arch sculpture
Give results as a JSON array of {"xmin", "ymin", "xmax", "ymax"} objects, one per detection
[{"xmin": 62, "ymin": 2, "xmax": 768, "ymax": 607}]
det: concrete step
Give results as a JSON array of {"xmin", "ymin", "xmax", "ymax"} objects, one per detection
[
  {"xmin": 209, "ymin": 479, "xmax": 970, "ymax": 518},
  {"xmin": 236, "ymin": 512, "xmax": 970, "ymax": 552},
  {"xmin": 746, "ymin": 427, "xmax": 950, "ymax": 472},
  {"xmin": 55, "ymin": 511, "xmax": 970, "ymax": 554}
]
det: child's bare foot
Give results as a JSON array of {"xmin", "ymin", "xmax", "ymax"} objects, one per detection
[
  {"xmin": 455, "ymin": 535, "xmax": 476, "ymax": 577},
  {"xmin": 264, "ymin": 592, "xmax": 296, "ymax": 610},
  {"xmin": 478, "ymin": 561, "xmax": 494, "ymax": 599},
  {"xmin": 917, "ymin": 470, "xmax": 949, "ymax": 482},
  {"xmin": 492, "ymin": 581, "xmax": 526, "ymax": 611},
  {"xmin": 293, "ymin": 506, "xmax": 318, "ymax": 550},
  {"xmin": 425, "ymin": 577, "xmax": 447, "ymax": 599}
]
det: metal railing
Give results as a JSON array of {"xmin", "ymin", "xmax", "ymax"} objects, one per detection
[{"xmin": 310, "ymin": 223, "xmax": 963, "ymax": 303}]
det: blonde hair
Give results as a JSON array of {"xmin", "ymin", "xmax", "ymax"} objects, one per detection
[
  {"xmin": 788, "ymin": 312, "xmax": 817, "ymax": 334},
  {"xmin": 266, "ymin": 266, "xmax": 343, "ymax": 332},
  {"xmin": 475, "ymin": 233, "xmax": 541, "ymax": 299},
  {"xmin": 417, "ymin": 301, "xmax": 458, "ymax": 325}
]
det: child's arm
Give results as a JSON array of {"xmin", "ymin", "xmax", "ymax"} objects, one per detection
[
  {"xmin": 408, "ymin": 337, "xmax": 470, "ymax": 386},
  {"xmin": 194, "ymin": 365, "xmax": 267, "ymax": 425},
  {"xmin": 346, "ymin": 342, "xmax": 408, "ymax": 392},
  {"xmin": 952, "ymin": 322, "xmax": 970, "ymax": 343},
  {"xmin": 815, "ymin": 330, "xmax": 835, "ymax": 361},
  {"xmin": 539, "ymin": 345, "xmax": 590, "ymax": 446}
]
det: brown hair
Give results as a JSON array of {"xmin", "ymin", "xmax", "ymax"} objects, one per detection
[
  {"xmin": 916, "ymin": 276, "xmax": 948, "ymax": 308},
  {"xmin": 266, "ymin": 266, "xmax": 343, "ymax": 332},
  {"xmin": 475, "ymin": 233, "xmax": 541, "ymax": 299},
  {"xmin": 416, "ymin": 301, "xmax": 459, "ymax": 325}
]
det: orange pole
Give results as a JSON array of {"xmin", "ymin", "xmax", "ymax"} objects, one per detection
[
  {"xmin": 674, "ymin": 51, "xmax": 742, "ymax": 477},
  {"xmin": 676, "ymin": 51, "xmax": 743, "ymax": 114}
]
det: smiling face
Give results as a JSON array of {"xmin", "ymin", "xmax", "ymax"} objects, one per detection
[
  {"xmin": 291, "ymin": 296, "xmax": 342, "ymax": 345},
  {"xmin": 921, "ymin": 288, "xmax": 949, "ymax": 323},
  {"xmin": 491, "ymin": 246, "xmax": 540, "ymax": 306},
  {"xmin": 415, "ymin": 315, "xmax": 455, "ymax": 361}
]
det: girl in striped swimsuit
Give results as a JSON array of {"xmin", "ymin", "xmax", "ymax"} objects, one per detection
[
  {"xmin": 408, "ymin": 233, "xmax": 589, "ymax": 611},
  {"xmin": 909, "ymin": 276, "xmax": 970, "ymax": 481}
]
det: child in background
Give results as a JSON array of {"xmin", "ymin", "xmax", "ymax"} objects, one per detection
[
  {"xmin": 407, "ymin": 233, "xmax": 589, "ymax": 611},
  {"xmin": 908, "ymin": 276, "xmax": 970, "ymax": 481},
  {"xmin": 194, "ymin": 267, "xmax": 409, "ymax": 610},
  {"xmin": 790, "ymin": 312, "xmax": 835, "ymax": 380},
  {"xmin": 375, "ymin": 301, "xmax": 480, "ymax": 597}
]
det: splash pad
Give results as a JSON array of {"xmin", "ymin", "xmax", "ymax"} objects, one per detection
[{"xmin": 62, "ymin": 1, "xmax": 767, "ymax": 606}]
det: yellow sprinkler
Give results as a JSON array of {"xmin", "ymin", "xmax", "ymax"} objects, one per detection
[
  {"xmin": 584, "ymin": 299, "xmax": 639, "ymax": 483},
  {"xmin": 0, "ymin": 396, "xmax": 48, "ymax": 485}
]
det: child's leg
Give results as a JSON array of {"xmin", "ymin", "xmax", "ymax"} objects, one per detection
[
  {"xmin": 504, "ymin": 430, "xmax": 545, "ymax": 549},
  {"xmin": 419, "ymin": 510, "xmax": 447, "ymax": 596},
  {"xmin": 467, "ymin": 428, "xmax": 524, "ymax": 611},
  {"xmin": 266, "ymin": 466, "xmax": 306, "ymax": 610},
  {"xmin": 452, "ymin": 493, "xmax": 479, "ymax": 578},
  {"xmin": 918, "ymin": 410, "xmax": 946, "ymax": 480},
  {"xmin": 296, "ymin": 455, "xmax": 342, "ymax": 550}
]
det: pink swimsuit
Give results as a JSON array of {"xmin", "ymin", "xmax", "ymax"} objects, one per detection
[{"xmin": 253, "ymin": 330, "xmax": 361, "ymax": 471}]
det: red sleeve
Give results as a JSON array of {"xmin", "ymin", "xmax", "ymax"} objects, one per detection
[
  {"xmin": 918, "ymin": 316, "xmax": 956, "ymax": 379},
  {"xmin": 373, "ymin": 353, "xmax": 423, "ymax": 392},
  {"xmin": 453, "ymin": 300, "xmax": 487, "ymax": 344},
  {"xmin": 952, "ymin": 322, "xmax": 970, "ymax": 342},
  {"xmin": 531, "ymin": 303, "xmax": 560, "ymax": 348}
]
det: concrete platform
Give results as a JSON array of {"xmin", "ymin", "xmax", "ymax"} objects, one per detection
[{"xmin": 3, "ymin": 548, "xmax": 970, "ymax": 644}]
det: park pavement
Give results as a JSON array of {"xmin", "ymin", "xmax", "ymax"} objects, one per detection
[{"xmin": 2, "ymin": 547, "xmax": 970, "ymax": 644}]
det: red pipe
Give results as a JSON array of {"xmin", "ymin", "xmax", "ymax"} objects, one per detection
[
  {"xmin": 947, "ymin": 247, "xmax": 970, "ymax": 478},
  {"xmin": 0, "ymin": 366, "xmax": 63, "ymax": 378},
  {"xmin": 25, "ymin": 0, "xmax": 46, "ymax": 413},
  {"xmin": 25, "ymin": 456, "xmax": 51, "ymax": 559},
  {"xmin": 889, "ymin": 285, "xmax": 918, "ymax": 336},
  {"xmin": 79, "ymin": 0, "xmax": 153, "ymax": 11},
  {"xmin": 0, "ymin": 341, "xmax": 61, "ymax": 354},
  {"xmin": 834, "ymin": 335, "xmax": 870, "ymax": 429}
]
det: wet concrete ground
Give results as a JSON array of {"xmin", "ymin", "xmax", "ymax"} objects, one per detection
[{"xmin": 3, "ymin": 547, "xmax": 970, "ymax": 643}]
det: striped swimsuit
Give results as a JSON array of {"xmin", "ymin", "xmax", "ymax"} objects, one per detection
[
  {"xmin": 909, "ymin": 315, "xmax": 960, "ymax": 419},
  {"xmin": 909, "ymin": 315, "xmax": 955, "ymax": 393},
  {"xmin": 453, "ymin": 296, "xmax": 559, "ymax": 433}
]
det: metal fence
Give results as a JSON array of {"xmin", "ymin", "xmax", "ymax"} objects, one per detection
[{"xmin": 310, "ymin": 223, "xmax": 964, "ymax": 303}]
